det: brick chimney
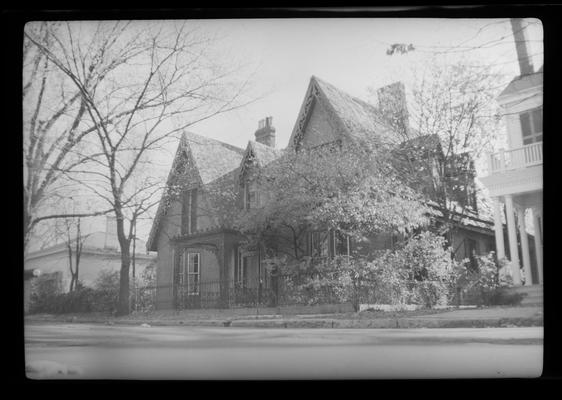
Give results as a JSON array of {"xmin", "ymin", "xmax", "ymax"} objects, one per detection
[
  {"xmin": 377, "ymin": 81, "xmax": 410, "ymax": 138},
  {"xmin": 254, "ymin": 116, "xmax": 276, "ymax": 147},
  {"xmin": 510, "ymin": 18, "xmax": 535, "ymax": 76}
]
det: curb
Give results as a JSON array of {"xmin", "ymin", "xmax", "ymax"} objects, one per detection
[
  {"xmin": 26, "ymin": 316, "xmax": 543, "ymax": 329},
  {"xmin": 227, "ymin": 317, "xmax": 543, "ymax": 329}
]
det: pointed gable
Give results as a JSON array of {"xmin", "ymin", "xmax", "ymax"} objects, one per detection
[
  {"xmin": 146, "ymin": 132, "xmax": 244, "ymax": 251},
  {"xmin": 239, "ymin": 140, "xmax": 285, "ymax": 180},
  {"xmin": 289, "ymin": 76, "xmax": 396, "ymax": 150},
  {"xmin": 184, "ymin": 132, "xmax": 245, "ymax": 184}
]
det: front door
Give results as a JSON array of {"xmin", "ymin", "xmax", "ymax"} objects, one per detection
[
  {"xmin": 179, "ymin": 251, "xmax": 201, "ymax": 309},
  {"xmin": 234, "ymin": 251, "xmax": 260, "ymax": 306}
]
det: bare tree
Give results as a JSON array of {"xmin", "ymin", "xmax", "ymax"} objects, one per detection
[
  {"xmin": 58, "ymin": 217, "xmax": 92, "ymax": 292},
  {"xmin": 23, "ymin": 22, "xmax": 121, "ymax": 252},
  {"xmin": 371, "ymin": 58, "xmax": 505, "ymax": 249},
  {"xmin": 25, "ymin": 20, "xmax": 258, "ymax": 315}
]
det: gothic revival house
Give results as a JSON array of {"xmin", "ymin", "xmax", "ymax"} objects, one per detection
[{"xmin": 147, "ymin": 76, "xmax": 499, "ymax": 310}]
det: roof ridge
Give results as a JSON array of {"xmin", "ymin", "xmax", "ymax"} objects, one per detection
[
  {"xmin": 248, "ymin": 139, "xmax": 285, "ymax": 153},
  {"xmin": 181, "ymin": 130, "xmax": 245, "ymax": 154},
  {"xmin": 313, "ymin": 75, "xmax": 378, "ymax": 110}
]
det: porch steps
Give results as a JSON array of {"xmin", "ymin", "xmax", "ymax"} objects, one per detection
[{"xmin": 503, "ymin": 284, "xmax": 543, "ymax": 307}]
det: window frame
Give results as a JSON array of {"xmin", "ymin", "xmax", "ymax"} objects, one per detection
[
  {"xmin": 332, "ymin": 230, "xmax": 351, "ymax": 258},
  {"xmin": 309, "ymin": 230, "xmax": 330, "ymax": 258},
  {"xmin": 180, "ymin": 251, "xmax": 200, "ymax": 295},
  {"xmin": 243, "ymin": 180, "xmax": 260, "ymax": 210},
  {"xmin": 520, "ymin": 107, "xmax": 543, "ymax": 145},
  {"xmin": 180, "ymin": 188, "xmax": 198, "ymax": 235}
]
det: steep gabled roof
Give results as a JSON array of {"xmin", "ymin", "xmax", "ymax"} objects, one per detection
[
  {"xmin": 184, "ymin": 132, "xmax": 245, "ymax": 184},
  {"xmin": 498, "ymin": 68, "xmax": 543, "ymax": 99},
  {"xmin": 289, "ymin": 76, "xmax": 396, "ymax": 149},
  {"xmin": 239, "ymin": 140, "xmax": 285, "ymax": 180},
  {"xmin": 146, "ymin": 132, "xmax": 244, "ymax": 251},
  {"xmin": 249, "ymin": 140, "xmax": 285, "ymax": 167}
]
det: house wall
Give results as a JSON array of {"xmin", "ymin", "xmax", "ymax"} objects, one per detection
[
  {"xmin": 155, "ymin": 199, "xmax": 181, "ymax": 309},
  {"xmin": 302, "ymin": 100, "xmax": 340, "ymax": 148},
  {"xmin": 500, "ymin": 87, "xmax": 542, "ymax": 150},
  {"xmin": 154, "ymin": 187, "xmax": 235, "ymax": 309}
]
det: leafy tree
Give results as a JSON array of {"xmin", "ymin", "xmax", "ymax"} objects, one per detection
[{"xmin": 235, "ymin": 141, "xmax": 430, "ymax": 265}]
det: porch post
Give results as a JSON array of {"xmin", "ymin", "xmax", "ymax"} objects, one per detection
[
  {"xmin": 517, "ymin": 207, "xmax": 533, "ymax": 286},
  {"xmin": 492, "ymin": 197, "xmax": 506, "ymax": 260},
  {"xmin": 532, "ymin": 207, "xmax": 543, "ymax": 284},
  {"xmin": 505, "ymin": 195, "xmax": 522, "ymax": 286}
]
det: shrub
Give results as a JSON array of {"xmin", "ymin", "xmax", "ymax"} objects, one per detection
[
  {"xmin": 29, "ymin": 272, "xmax": 64, "ymax": 314},
  {"xmin": 90, "ymin": 269, "xmax": 120, "ymax": 313},
  {"xmin": 269, "ymin": 232, "xmax": 459, "ymax": 310},
  {"xmin": 455, "ymin": 252, "xmax": 523, "ymax": 306},
  {"xmin": 382, "ymin": 231, "xmax": 457, "ymax": 308},
  {"xmin": 28, "ymin": 269, "xmax": 122, "ymax": 315}
]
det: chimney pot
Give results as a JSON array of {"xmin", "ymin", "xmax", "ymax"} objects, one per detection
[{"xmin": 254, "ymin": 116, "xmax": 276, "ymax": 147}]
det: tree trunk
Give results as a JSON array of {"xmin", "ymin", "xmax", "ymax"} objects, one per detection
[
  {"xmin": 23, "ymin": 208, "xmax": 33, "ymax": 254},
  {"xmin": 115, "ymin": 212, "xmax": 131, "ymax": 316}
]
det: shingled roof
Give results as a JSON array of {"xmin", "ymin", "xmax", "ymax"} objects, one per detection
[
  {"xmin": 498, "ymin": 67, "xmax": 543, "ymax": 99},
  {"xmin": 249, "ymin": 140, "xmax": 285, "ymax": 166},
  {"xmin": 290, "ymin": 76, "xmax": 396, "ymax": 149},
  {"xmin": 146, "ymin": 132, "xmax": 244, "ymax": 251},
  {"xmin": 183, "ymin": 131, "xmax": 245, "ymax": 184}
]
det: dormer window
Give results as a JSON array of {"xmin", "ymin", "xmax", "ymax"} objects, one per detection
[{"xmin": 520, "ymin": 108, "xmax": 542, "ymax": 145}]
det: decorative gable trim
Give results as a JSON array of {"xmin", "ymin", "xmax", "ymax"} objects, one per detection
[
  {"xmin": 146, "ymin": 138, "xmax": 203, "ymax": 252},
  {"xmin": 291, "ymin": 81, "xmax": 320, "ymax": 150},
  {"xmin": 238, "ymin": 143, "xmax": 258, "ymax": 184}
]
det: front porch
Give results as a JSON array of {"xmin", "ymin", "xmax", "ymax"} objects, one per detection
[{"xmin": 480, "ymin": 143, "xmax": 543, "ymax": 287}]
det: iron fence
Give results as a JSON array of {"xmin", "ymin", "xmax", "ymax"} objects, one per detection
[{"xmin": 131, "ymin": 273, "xmax": 458, "ymax": 311}]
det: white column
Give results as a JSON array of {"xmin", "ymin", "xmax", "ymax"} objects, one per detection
[
  {"xmin": 505, "ymin": 195, "xmax": 522, "ymax": 286},
  {"xmin": 532, "ymin": 207, "xmax": 543, "ymax": 284},
  {"xmin": 517, "ymin": 207, "xmax": 533, "ymax": 286},
  {"xmin": 492, "ymin": 197, "xmax": 506, "ymax": 260}
]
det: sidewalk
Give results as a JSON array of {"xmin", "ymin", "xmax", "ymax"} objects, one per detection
[{"xmin": 25, "ymin": 305, "xmax": 543, "ymax": 329}]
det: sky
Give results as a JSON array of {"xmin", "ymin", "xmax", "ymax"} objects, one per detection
[
  {"xmin": 26, "ymin": 17, "xmax": 544, "ymax": 249},
  {"xmin": 183, "ymin": 18, "xmax": 543, "ymax": 150}
]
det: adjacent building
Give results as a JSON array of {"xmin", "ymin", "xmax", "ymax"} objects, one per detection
[
  {"xmin": 24, "ymin": 216, "xmax": 156, "ymax": 293},
  {"xmin": 480, "ymin": 18, "xmax": 543, "ymax": 286}
]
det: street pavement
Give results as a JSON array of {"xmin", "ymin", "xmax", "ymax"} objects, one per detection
[{"xmin": 25, "ymin": 323, "xmax": 543, "ymax": 380}]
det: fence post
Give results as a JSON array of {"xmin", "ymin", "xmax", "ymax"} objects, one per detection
[{"xmin": 272, "ymin": 268, "xmax": 279, "ymax": 308}]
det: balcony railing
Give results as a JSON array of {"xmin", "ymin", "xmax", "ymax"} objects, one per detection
[{"xmin": 487, "ymin": 143, "xmax": 542, "ymax": 175}]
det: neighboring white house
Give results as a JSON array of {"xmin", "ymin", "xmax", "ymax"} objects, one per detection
[
  {"xmin": 480, "ymin": 18, "xmax": 543, "ymax": 286},
  {"xmin": 24, "ymin": 216, "xmax": 156, "ymax": 292}
]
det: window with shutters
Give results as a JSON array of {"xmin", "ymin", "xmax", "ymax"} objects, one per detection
[{"xmin": 519, "ymin": 108, "xmax": 542, "ymax": 145}]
